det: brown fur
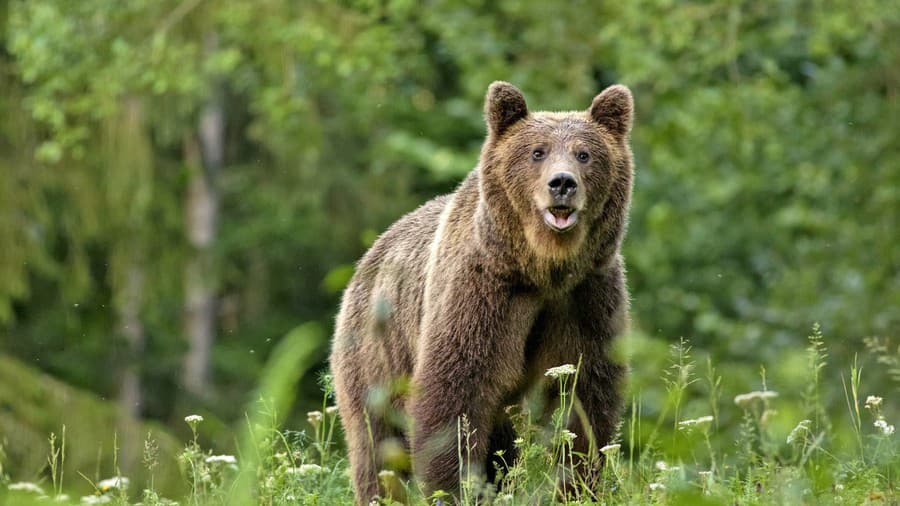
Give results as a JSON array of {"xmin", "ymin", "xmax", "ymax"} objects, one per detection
[{"xmin": 330, "ymin": 81, "xmax": 634, "ymax": 504}]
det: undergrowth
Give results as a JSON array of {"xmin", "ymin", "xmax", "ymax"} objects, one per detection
[{"xmin": 1, "ymin": 326, "xmax": 896, "ymax": 505}]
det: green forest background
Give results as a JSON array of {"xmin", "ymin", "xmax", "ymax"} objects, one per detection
[{"xmin": 1, "ymin": 0, "xmax": 897, "ymax": 498}]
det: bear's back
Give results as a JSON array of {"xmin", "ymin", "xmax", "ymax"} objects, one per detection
[{"xmin": 332, "ymin": 193, "xmax": 452, "ymax": 380}]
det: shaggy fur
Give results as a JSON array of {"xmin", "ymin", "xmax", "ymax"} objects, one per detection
[{"xmin": 331, "ymin": 81, "xmax": 634, "ymax": 504}]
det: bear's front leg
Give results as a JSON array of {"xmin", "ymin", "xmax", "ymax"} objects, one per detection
[
  {"xmin": 409, "ymin": 279, "xmax": 538, "ymax": 499},
  {"xmin": 555, "ymin": 261, "xmax": 629, "ymax": 492},
  {"xmin": 568, "ymin": 345, "xmax": 626, "ymax": 482},
  {"xmin": 569, "ymin": 259, "xmax": 628, "ymax": 484}
]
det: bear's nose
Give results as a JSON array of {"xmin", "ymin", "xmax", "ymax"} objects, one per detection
[{"xmin": 548, "ymin": 172, "xmax": 578, "ymax": 199}]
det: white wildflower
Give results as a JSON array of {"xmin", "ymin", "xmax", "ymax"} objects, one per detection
[
  {"xmin": 698, "ymin": 471, "xmax": 713, "ymax": 478},
  {"xmin": 655, "ymin": 461, "xmax": 668, "ymax": 471},
  {"xmin": 378, "ymin": 470, "xmax": 395, "ymax": 479},
  {"xmin": 559, "ymin": 430, "xmax": 577, "ymax": 443},
  {"xmin": 97, "ymin": 476, "xmax": 129, "ymax": 491},
  {"xmin": 8, "ymin": 482, "xmax": 44, "ymax": 494},
  {"xmin": 834, "ymin": 483, "xmax": 844, "ymax": 492},
  {"xmin": 649, "ymin": 482, "xmax": 666, "ymax": 491},
  {"xmin": 205, "ymin": 454, "xmax": 237, "ymax": 465},
  {"xmin": 184, "ymin": 414, "xmax": 204, "ymax": 425},
  {"xmin": 326, "ymin": 406, "xmax": 339, "ymax": 415},
  {"xmin": 81, "ymin": 496, "xmax": 112, "ymax": 504},
  {"xmin": 544, "ymin": 364, "xmax": 577, "ymax": 378},
  {"xmin": 513, "ymin": 437, "xmax": 525, "ymax": 446},
  {"xmin": 599, "ymin": 443, "xmax": 621, "ymax": 455},
  {"xmin": 734, "ymin": 390, "xmax": 779, "ymax": 407},
  {"xmin": 678, "ymin": 415, "xmax": 714, "ymax": 431},
  {"xmin": 786, "ymin": 419, "xmax": 812, "ymax": 444},
  {"xmin": 874, "ymin": 417, "xmax": 895, "ymax": 435},
  {"xmin": 307, "ymin": 410, "xmax": 324, "ymax": 425},
  {"xmin": 298, "ymin": 463, "xmax": 323, "ymax": 476},
  {"xmin": 865, "ymin": 396, "xmax": 883, "ymax": 409}
]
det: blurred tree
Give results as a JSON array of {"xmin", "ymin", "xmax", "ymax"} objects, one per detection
[{"xmin": 182, "ymin": 32, "xmax": 224, "ymax": 400}]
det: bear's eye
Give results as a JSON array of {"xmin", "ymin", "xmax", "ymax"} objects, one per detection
[
  {"xmin": 532, "ymin": 149, "xmax": 546, "ymax": 161},
  {"xmin": 575, "ymin": 151, "xmax": 590, "ymax": 163}
]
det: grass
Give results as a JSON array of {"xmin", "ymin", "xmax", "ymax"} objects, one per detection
[{"xmin": 0, "ymin": 325, "xmax": 896, "ymax": 505}]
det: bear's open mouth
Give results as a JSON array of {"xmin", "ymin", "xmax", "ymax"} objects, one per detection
[{"xmin": 543, "ymin": 206, "xmax": 578, "ymax": 232}]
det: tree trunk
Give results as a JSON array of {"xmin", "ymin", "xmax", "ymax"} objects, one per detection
[
  {"xmin": 115, "ymin": 97, "xmax": 150, "ymax": 472},
  {"xmin": 182, "ymin": 132, "xmax": 219, "ymax": 398},
  {"xmin": 117, "ymin": 97, "xmax": 149, "ymax": 419},
  {"xmin": 182, "ymin": 32, "xmax": 224, "ymax": 399},
  {"xmin": 119, "ymin": 264, "xmax": 145, "ymax": 417}
]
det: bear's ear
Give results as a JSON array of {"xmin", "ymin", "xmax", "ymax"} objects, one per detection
[
  {"xmin": 485, "ymin": 81, "xmax": 528, "ymax": 137},
  {"xmin": 589, "ymin": 85, "xmax": 633, "ymax": 137}
]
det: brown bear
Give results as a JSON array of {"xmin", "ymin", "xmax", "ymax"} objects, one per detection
[{"xmin": 330, "ymin": 81, "xmax": 633, "ymax": 504}]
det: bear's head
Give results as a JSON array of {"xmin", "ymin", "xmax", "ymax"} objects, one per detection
[{"xmin": 479, "ymin": 81, "xmax": 634, "ymax": 261}]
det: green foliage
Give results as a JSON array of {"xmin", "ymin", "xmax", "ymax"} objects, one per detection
[
  {"xmin": 233, "ymin": 323, "xmax": 324, "ymax": 504},
  {"xmin": 616, "ymin": 1, "xmax": 900, "ymax": 358},
  {"xmin": 0, "ymin": 354, "xmax": 184, "ymax": 497}
]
